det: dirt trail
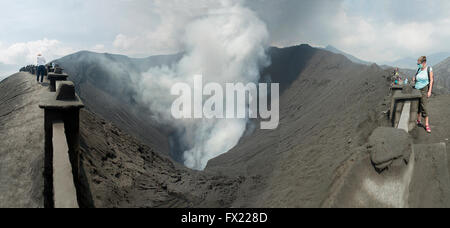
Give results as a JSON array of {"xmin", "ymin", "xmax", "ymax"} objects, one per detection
[{"xmin": 0, "ymin": 73, "xmax": 46, "ymax": 207}]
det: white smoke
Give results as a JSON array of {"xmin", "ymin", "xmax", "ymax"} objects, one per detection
[{"xmin": 134, "ymin": 1, "xmax": 269, "ymax": 170}]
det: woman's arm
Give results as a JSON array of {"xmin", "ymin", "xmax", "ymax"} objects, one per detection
[{"xmin": 428, "ymin": 71, "xmax": 434, "ymax": 97}]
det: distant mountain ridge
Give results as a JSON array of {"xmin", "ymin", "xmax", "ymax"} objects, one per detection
[
  {"xmin": 382, "ymin": 52, "xmax": 450, "ymax": 69},
  {"xmin": 320, "ymin": 45, "xmax": 372, "ymax": 65}
]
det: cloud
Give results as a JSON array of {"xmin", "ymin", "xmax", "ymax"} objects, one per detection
[
  {"xmin": 0, "ymin": 39, "xmax": 74, "ymax": 66},
  {"xmin": 329, "ymin": 8, "xmax": 450, "ymax": 62},
  {"xmin": 92, "ymin": 44, "xmax": 106, "ymax": 53},
  {"xmin": 244, "ymin": 0, "xmax": 450, "ymax": 62},
  {"xmin": 244, "ymin": 0, "xmax": 344, "ymax": 47},
  {"xmin": 4, "ymin": 0, "xmax": 450, "ymax": 63}
]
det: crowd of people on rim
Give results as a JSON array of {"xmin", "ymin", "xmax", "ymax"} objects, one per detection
[
  {"xmin": 392, "ymin": 68, "xmax": 408, "ymax": 85},
  {"xmin": 19, "ymin": 53, "xmax": 58, "ymax": 85}
]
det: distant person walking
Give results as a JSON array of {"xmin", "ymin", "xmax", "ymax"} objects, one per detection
[
  {"xmin": 36, "ymin": 53, "xmax": 46, "ymax": 83},
  {"xmin": 413, "ymin": 56, "xmax": 434, "ymax": 133}
]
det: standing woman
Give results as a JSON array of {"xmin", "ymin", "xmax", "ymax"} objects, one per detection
[{"xmin": 413, "ymin": 56, "xmax": 434, "ymax": 133}]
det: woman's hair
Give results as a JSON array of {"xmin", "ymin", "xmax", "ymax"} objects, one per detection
[{"xmin": 418, "ymin": 56, "xmax": 427, "ymax": 63}]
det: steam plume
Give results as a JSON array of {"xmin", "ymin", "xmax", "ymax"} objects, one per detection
[{"xmin": 135, "ymin": 1, "xmax": 269, "ymax": 170}]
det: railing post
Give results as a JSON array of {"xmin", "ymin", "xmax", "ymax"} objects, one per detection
[
  {"xmin": 47, "ymin": 67, "xmax": 69, "ymax": 92},
  {"xmin": 39, "ymin": 80, "xmax": 84, "ymax": 208}
]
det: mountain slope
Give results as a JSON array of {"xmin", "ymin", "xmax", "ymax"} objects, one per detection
[
  {"xmin": 321, "ymin": 45, "xmax": 371, "ymax": 65},
  {"xmin": 53, "ymin": 45, "xmax": 396, "ymax": 207},
  {"xmin": 54, "ymin": 51, "xmax": 183, "ymax": 156},
  {"xmin": 432, "ymin": 57, "xmax": 450, "ymax": 94},
  {"xmin": 79, "ymin": 108, "xmax": 243, "ymax": 208},
  {"xmin": 206, "ymin": 44, "xmax": 393, "ymax": 207}
]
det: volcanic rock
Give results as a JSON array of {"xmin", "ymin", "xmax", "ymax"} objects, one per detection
[{"xmin": 368, "ymin": 127, "xmax": 412, "ymax": 171}]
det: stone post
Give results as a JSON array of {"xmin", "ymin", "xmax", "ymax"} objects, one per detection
[
  {"xmin": 39, "ymin": 81, "xmax": 84, "ymax": 208},
  {"xmin": 47, "ymin": 72, "xmax": 69, "ymax": 92}
]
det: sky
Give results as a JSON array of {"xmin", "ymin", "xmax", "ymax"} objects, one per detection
[{"xmin": 2, "ymin": 0, "xmax": 450, "ymax": 77}]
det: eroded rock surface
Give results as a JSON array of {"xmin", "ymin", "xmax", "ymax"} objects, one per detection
[{"xmin": 368, "ymin": 127, "xmax": 412, "ymax": 171}]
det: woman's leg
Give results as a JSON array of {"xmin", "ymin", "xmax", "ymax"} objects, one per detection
[{"xmin": 421, "ymin": 88, "xmax": 431, "ymax": 132}]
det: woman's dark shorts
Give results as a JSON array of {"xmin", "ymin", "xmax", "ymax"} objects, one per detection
[{"xmin": 418, "ymin": 87, "xmax": 429, "ymax": 118}]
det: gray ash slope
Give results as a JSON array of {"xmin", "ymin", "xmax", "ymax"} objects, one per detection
[
  {"xmin": 432, "ymin": 57, "xmax": 450, "ymax": 94},
  {"xmin": 78, "ymin": 108, "xmax": 243, "ymax": 208},
  {"xmin": 52, "ymin": 44, "xmax": 399, "ymax": 207}
]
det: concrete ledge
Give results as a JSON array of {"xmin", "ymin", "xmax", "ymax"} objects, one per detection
[
  {"xmin": 390, "ymin": 89, "xmax": 422, "ymax": 126},
  {"xmin": 53, "ymin": 122, "xmax": 79, "ymax": 208},
  {"xmin": 47, "ymin": 72, "xmax": 68, "ymax": 79},
  {"xmin": 391, "ymin": 85, "xmax": 404, "ymax": 91},
  {"xmin": 323, "ymin": 151, "xmax": 414, "ymax": 208},
  {"xmin": 39, "ymin": 82, "xmax": 84, "ymax": 110},
  {"xmin": 39, "ymin": 93, "xmax": 84, "ymax": 110},
  {"xmin": 398, "ymin": 101, "xmax": 411, "ymax": 132},
  {"xmin": 392, "ymin": 89, "xmax": 422, "ymax": 101}
]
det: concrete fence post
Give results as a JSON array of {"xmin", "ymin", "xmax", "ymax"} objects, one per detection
[
  {"xmin": 47, "ymin": 68, "xmax": 69, "ymax": 92},
  {"xmin": 389, "ymin": 86, "xmax": 422, "ymax": 131},
  {"xmin": 39, "ymin": 80, "xmax": 84, "ymax": 208}
]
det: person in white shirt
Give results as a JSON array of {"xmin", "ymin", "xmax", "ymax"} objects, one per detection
[{"xmin": 36, "ymin": 53, "xmax": 46, "ymax": 83}]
